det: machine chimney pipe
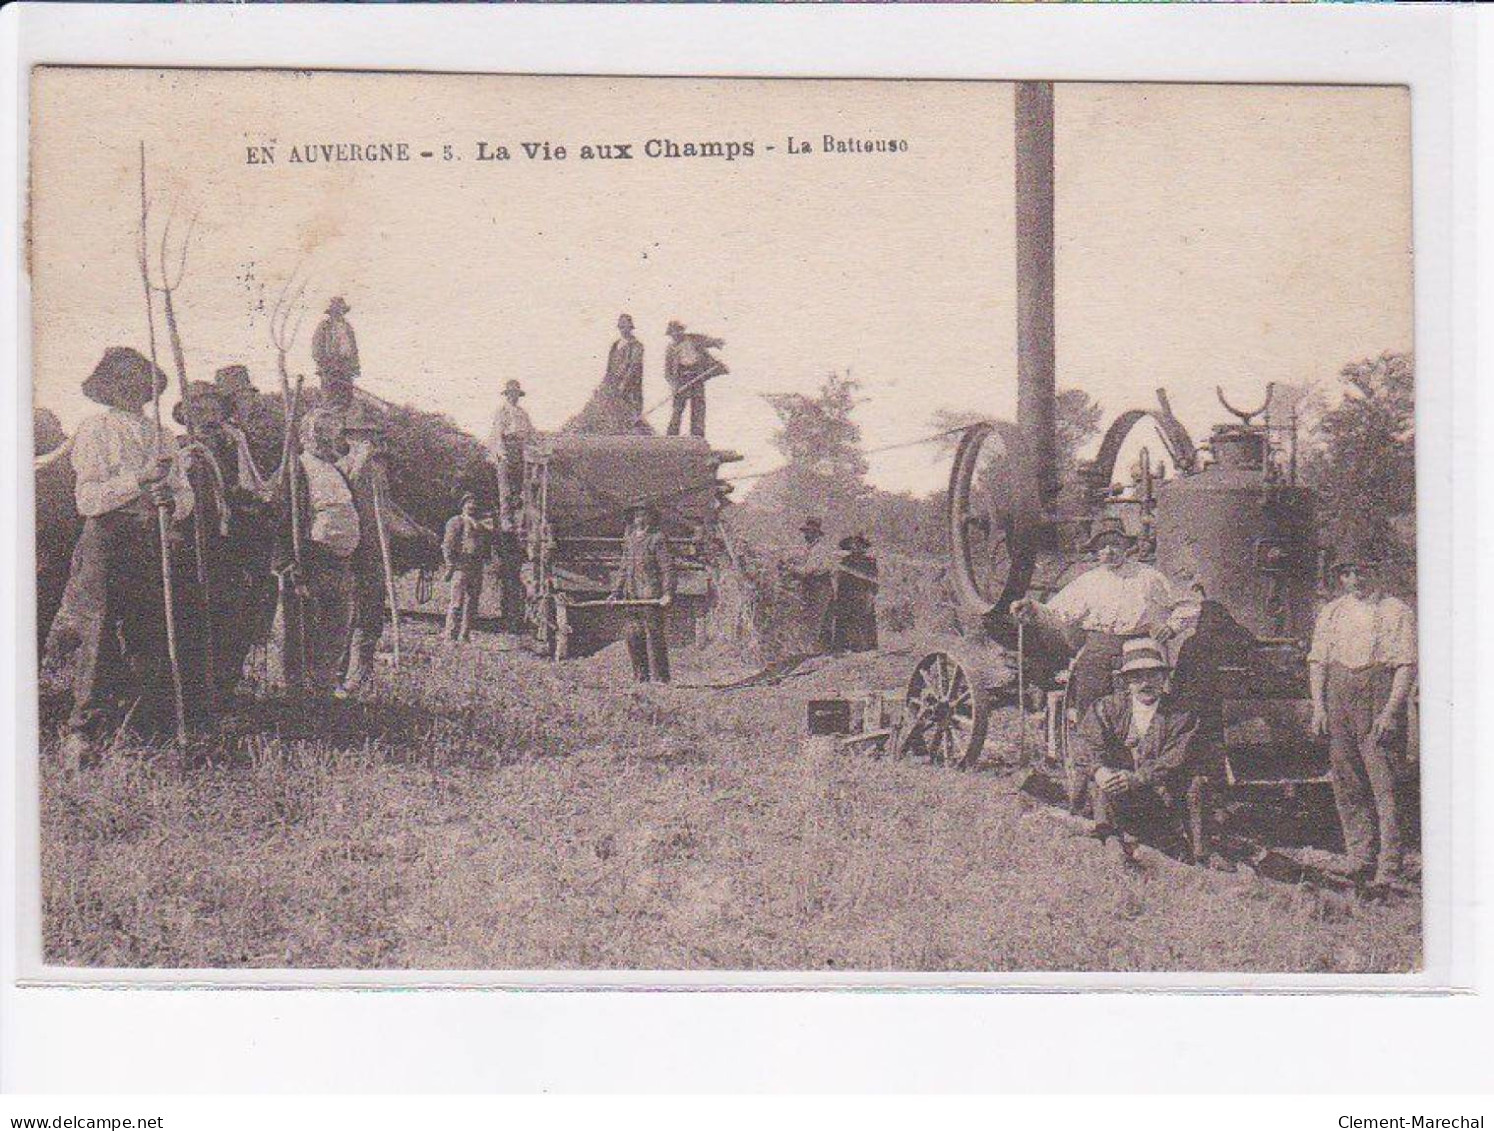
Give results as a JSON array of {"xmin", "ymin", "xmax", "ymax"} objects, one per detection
[{"xmin": 1015, "ymin": 81, "xmax": 1058, "ymax": 515}]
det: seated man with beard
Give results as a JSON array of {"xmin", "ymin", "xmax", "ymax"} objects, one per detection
[{"xmin": 1067, "ymin": 636, "xmax": 1208, "ymax": 861}]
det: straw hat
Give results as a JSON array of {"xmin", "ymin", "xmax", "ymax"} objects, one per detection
[
  {"xmin": 1119, "ymin": 637, "xmax": 1171, "ymax": 676},
  {"xmin": 82, "ymin": 346, "xmax": 168, "ymax": 408}
]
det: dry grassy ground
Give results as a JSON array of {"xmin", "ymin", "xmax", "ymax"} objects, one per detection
[{"xmin": 39, "ymin": 624, "xmax": 1421, "ymax": 972}]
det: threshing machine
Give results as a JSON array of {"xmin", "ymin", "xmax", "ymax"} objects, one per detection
[{"xmin": 895, "ymin": 83, "xmax": 1335, "ymax": 813}]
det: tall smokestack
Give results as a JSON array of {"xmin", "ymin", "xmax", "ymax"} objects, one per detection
[{"xmin": 1015, "ymin": 81, "xmax": 1058, "ymax": 514}]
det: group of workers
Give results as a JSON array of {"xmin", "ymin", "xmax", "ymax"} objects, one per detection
[
  {"xmin": 46, "ymin": 293, "xmax": 748, "ymax": 771},
  {"xmin": 565, "ymin": 313, "xmax": 729, "ymax": 438},
  {"xmin": 779, "ymin": 517, "xmax": 881, "ymax": 656},
  {"xmin": 42, "ymin": 297, "xmax": 1417, "ymax": 893},
  {"xmin": 51, "ymin": 297, "xmax": 436, "ymax": 767},
  {"xmin": 1010, "ymin": 517, "xmax": 1416, "ymax": 890}
]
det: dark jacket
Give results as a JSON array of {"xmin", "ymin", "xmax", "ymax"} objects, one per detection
[
  {"xmin": 604, "ymin": 337, "xmax": 645, "ymax": 412},
  {"xmin": 312, "ymin": 315, "xmax": 360, "ymax": 381},
  {"xmin": 831, "ymin": 550, "xmax": 879, "ymax": 653},
  {"xmin": 664, "ymin": 334, "xmax": 728, "ymax": 391},
  {"xmin": 1069, "ymin": 690, "xmax": 1202, "ymax": 791},
  {"xmin": 611, "ymin": 528, "xmax": 675, "ymax": 601}
]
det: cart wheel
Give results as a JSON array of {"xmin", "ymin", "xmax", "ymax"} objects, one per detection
[
  {"xmin": 898, "ymin": 651, "xmax": 988, "ymax": 769},
  {"xmin": 947, "ymin": 420, "xmax": 1039, "ymax": 619}
]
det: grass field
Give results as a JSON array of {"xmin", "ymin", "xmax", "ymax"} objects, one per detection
[{"xmin": 39, "ymin": 623, "xmax": 1422, "ymax": 972}]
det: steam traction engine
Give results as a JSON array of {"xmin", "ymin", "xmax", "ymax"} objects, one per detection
[{"xmin": 895, "ymin": 82, "xmax": 1330, "ymax": 815}]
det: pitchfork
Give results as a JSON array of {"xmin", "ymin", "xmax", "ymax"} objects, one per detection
[{"xmin": 270, "ymin": 269, "xmax": 313, "ymax": 690}]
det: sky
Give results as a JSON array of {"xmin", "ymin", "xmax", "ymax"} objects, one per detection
[{"xmin": 30, "ymin": 72, "xmax": 1411, "ymax": 495}]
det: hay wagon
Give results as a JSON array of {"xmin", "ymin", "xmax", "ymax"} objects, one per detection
[
  {"xmin": 518, "ymin": 433, "xmax": 741, "ymax": 659},
  {"xmin": 397, "ymin": 432, "xmax": 741, "ymax": 658}
]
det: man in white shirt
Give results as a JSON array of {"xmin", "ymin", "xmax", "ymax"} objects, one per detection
[
  {"xmin": 61, "ymin": 347, "xmax": 196, "ymax": 766},
  {"xmin": 1308, "ymin": 549, "xmax": 1417, "ymax": 887},
  {"xmin": 487, "ymin": 379, "xmax": 536, "ymax": 526},
  {"xmin": 1012, "ymin": 518, "xmax": 1196, "ymax": 712},
  {"xmin": 276, "ymin": 409, "xmax": 360, "ymax": 698}
]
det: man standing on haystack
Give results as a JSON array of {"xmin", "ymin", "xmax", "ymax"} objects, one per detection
[
  {"xmin": 610, "ymin": 502, "xmax": 675, "ymax": 683},
  {"xmin": 605, "ymin": 313, "xmax": 646, "ymax": 425},
  {"xmin": 312, "ymin": 296, "xmax": 360, "ymax": 385},
  {"xmin": 442, "ymin": 493, "xmax": 494, "ymax": 643},
  {"xmin": 59, "ymin": 346, "xmax": 196, "ymax": 767},
  {"xmin": 487, "ymin": 379, "xmax": 537, "ymax": 526},
  {"xmin": 663, "ymin": 320, "xmax": 727, "ymax": 438}
]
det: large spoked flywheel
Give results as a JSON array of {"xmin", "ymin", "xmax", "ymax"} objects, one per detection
[
  {"xmin": 898, "ymin": 651, "xmax": 989, "ymax": 769},
  {"xmin": 947, "ymin": 421, "xmax": 1038, "ymax": 618}
]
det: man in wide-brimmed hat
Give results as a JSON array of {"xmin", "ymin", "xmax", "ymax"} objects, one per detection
[
  {"xmin": 212, "ymin": 363, "xmax": 282, "ymax": 490},
  {"xmin": 664, "ymin": 320, "xmax": 727, "ymax": 438},
  {"xmin": 829, "ymin": 532, "xmax": 879, "ymax": 654},
  {"xmin": 778, "ymin": 516, "xmax": 835, "ymax": 654},
  {"xmin": 171, "ymin": 380, "xmax": 271, "ymax": 709},
  {"xmin": 276, "ymin": 406, "xmax": 361, "ymax": 698},
  {"xmin": 337, "ymin": 400, "xmax": 436, "ymax": 696},
  {"xmin": 487, "ymin": 378, "xmax": 538, "ymax": 526},
  {"xmin": 1308, "ymin": 537, "xmax": 1417, "ymax": 889},
  {"xmin": 1011, "ymin": 515, "xmax": 1196, "ymax": 715},
  {"xmin": 442, "ymin": 492, "xmax": 494, "ymax": 643},
  {"xmin": 1068, "ymin": 636, "xmax": 1207, "ymax": 860},
  {"xmin": 60, "ymin": 346, "xmax": 198, "ymax": 765},
  {"xmin": 312, "ymin": 295, "xmax": 360, "ymax": 384},
  {"xmin": 609, "ymin": 500, "xmax": 675, "ymax": 683}
]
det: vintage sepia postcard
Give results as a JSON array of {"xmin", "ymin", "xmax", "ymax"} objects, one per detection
[{"xmin": 27, "ymin": 67, "xmax": 1422, "ymax": 978}]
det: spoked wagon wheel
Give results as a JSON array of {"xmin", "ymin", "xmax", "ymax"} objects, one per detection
[
  {"xmin": 947, "ymin": 421, "xmax": 1038, "ymax": 618},
  {"xmin": 898, "ymin": 651, "xmax": 989, "ymax": 769}
]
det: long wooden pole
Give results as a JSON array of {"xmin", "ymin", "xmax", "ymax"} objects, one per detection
[
  {"xmin": 138, "ymin": 142, "xmax": 188, "ymax": 747},
  {"xmin": 370, "ymin": 478, "xmax": 402, "ymax": 669},
  {"xmin": 279, "ymin": 374, "xmax": 311, "ymax": 689},
  {"xmin": 161, "ymin": 280, "xmax": 218, "ymax": 722}
]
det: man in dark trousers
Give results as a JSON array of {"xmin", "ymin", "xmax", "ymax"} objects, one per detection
[
  {"xmin": 312, "ymin": 296, "xmax": 360, "ymax": 384},
  {"xmin": 780, "ymin": 516, "xmax": 836, "ymax": 654},
  {"xmin": 172, "ymin": 381, "xmax": 279, "ymax": 709},
  {"xmin": 1068, "ymin": 636, "xmax": 1207, "ymax": 860},
  {"xmin": 830, "ymin": 532, "xmax": 879, "ymax": 654},
  {"xmin": 442, "ymin": 493, "xmax": 494, "ymax": 642},
  {"xmin": 609, "ymin": 502, "xmax": 675, "ymax": 683},
  {"xmin": 664, "ymin": 320, "xmax": 727, "ymax": 438},
  {"xmin": 336, "ymin": 402, "xmax": 434, "ymax": 696},
  {"xmin": 59, "ymin": 346, "xmax": 196, "ymax": 767},
  {"xmin": 276, "ymin": 410, "xmax": 361, "ymax": 700},
  {"xmin": 494, "ymin": 515, "xmax": 526, "ymax": 635},
  {"xmin": 1308, "ymin": 545, "xmax": 1417, "ymax": 889}
]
